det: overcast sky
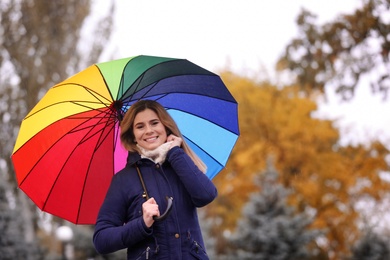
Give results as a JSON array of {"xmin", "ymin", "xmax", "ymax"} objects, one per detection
[
  {"xmin": 101, "ymin": 0, "xmax": 361, "ymax": 72},
  {"xmin": 92, "ymin": 0, "xmax": 390, "ymax": 148}
]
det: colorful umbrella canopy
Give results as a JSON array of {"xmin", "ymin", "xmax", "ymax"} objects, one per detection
[{"xmin": 11, "ymin": 55, "xmax": 239, "ymax": 224}]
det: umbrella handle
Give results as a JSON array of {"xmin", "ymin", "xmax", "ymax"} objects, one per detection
[{"xmin": 153, "ymin": 196, "xmax": 173, "ymax": 221}]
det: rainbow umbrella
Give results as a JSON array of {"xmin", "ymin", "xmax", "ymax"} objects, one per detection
[{"xmin": 11, "ymin": 55, "xmax": 239, "ymax": 224}]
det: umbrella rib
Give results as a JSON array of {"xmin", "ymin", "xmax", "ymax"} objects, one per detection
[
  {"xmin": 124, "ymin": 72, "xmax": 150, "ymax": 102},
  {"xmin": 75, "ymin": 111, "xmax": 117, "ymax": 223},
  {"xmin": 39, "ymin": 110, "xmax": 116, "ymax": 217},
  {"xmin": 61, "ymin": 82, "xmax": 112, "ymax": 105},
  {"xmin": 125, "ymin": 90, "xmax": 240, "ymax": 135},
  {"xmin": 184, "ymin": 136, "xmax": 226, "ymax": 169},
  {"xmin": 17, "ymin": 108, "xmax": 104, "ymax": 184},
  {"xmin": 70, "ymin": 110, "xmax": 116, "ymax": 146},
  {"xmin": 135, "ymin": 81, "xmax": 158, "ymax": 100},
  {"xmin": 23, "ymin": 100, "xmax": 107, "ymax": 120},
  {"xmin": 123, "ymin": 78, "xmax": 237, "ymax": 108},
  {"xmin": 83, "ymin": 86, "xmax": 112, "ymax": 108},
  {"xmin": 24, "ymin": 83, "xmax": 113, "ymax": 120},
  {"xmin": 162, "ymin": 105, "xmax": 240, "ymax": 136},
  {"xmin": 121, "ymin": 59, "xmax": 179, "ymax": 102}
]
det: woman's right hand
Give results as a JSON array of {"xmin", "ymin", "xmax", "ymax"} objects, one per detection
[
  {"xmin": 167, "ymin": 134, "xmax": 182, "ymax": 149},
  {"xmin": 142, "ymin": 197, "xmax": 160, "ymax": 228}
]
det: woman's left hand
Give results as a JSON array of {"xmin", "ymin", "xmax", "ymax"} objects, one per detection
[{"xmin": 167, "ymin": 134, "xmax": 182, "ymax": 149}]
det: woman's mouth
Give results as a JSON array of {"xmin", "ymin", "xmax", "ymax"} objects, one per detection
[{"xmin": 144, "ymin": 136, "xmax": 158, "ymax": 142}]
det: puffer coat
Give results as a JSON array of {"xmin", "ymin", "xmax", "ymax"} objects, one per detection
[{"xmin": 93, "ymin": 146, "xmax": 217, "ymax": 259}]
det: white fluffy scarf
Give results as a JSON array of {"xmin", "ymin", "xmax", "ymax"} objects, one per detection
[{"xmin": 137, "ymin": 141, "xmax": 173, "ymax": 164}]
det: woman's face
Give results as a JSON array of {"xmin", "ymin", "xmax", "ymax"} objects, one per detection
[{"xmin": 133, "ymin": 108, "xmax": 168, "ymax": 150}]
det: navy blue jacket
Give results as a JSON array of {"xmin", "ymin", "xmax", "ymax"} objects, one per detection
[{"xmin": 93, "ymin": 147, "xmax": 217, "ymax": 259}]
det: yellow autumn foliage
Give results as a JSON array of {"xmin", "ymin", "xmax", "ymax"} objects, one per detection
[{"xmin": 208, "ymin": 71, "xmax": 390, "ymax": 258}]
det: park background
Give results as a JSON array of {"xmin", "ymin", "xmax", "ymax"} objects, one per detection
[{"xmin": 1, "ymin": 0, "xmax": 390, "ymax": 259}]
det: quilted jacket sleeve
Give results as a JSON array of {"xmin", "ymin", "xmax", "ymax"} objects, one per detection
[{"xmin": 166, "ymin": 147, "xmax": 218, "ymax": 207}]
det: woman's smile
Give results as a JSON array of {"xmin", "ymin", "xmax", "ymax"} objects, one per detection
[{"xmin": 144, "ymin": 136, "xmax": 159, "ymax": 142}]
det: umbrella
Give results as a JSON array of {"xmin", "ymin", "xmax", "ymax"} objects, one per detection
[{"xmin": 11, "ymin": 55, "xmax": 239, "ymax": 224}]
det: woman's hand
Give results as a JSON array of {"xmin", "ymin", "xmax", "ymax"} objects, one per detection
[
  {"xmin": 167, "ymin": 134, "xmax": 182, "ymax": 149},
  {"xmin": 142, "ymin": 197, "xmax": 160, "ymax": 228}
]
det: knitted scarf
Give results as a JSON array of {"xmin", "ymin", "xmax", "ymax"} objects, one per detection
[{"xmin": 137, "ymin": 141, "xmax": 173, "ymax": 164}]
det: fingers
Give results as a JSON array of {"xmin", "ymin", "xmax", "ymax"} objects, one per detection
[
  {"xmin": 148, "ymin": 197, "xmax": 157, "ymax": 204},
  {"xmin": 142, "ymin": 197, "xmax": 160, "ymax": 228},
  {"xmin": 144, "ymin": 198, "xmax": 159, "ymax": 215},
  {"xmin": 167, "ymin": 134, "xmax": 182, "ymax": 148}
]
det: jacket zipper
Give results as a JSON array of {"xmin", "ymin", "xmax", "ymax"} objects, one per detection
[
  {"xmin": 194, "ymin": 241, "xmax": 200, "ymax": 253},
  {"xmin": 146, "ymin": 246, "xmax": 150, "ymax": 259}
]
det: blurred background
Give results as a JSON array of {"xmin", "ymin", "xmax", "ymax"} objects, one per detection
[{"xmin": 1, "ymin": 0, "xmax": 389, "ymax": 259}]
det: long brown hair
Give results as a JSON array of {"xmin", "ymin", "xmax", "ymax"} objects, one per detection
[{"xmin": 120, "ymin": 100, "xmax": 207, "ymax": 173}]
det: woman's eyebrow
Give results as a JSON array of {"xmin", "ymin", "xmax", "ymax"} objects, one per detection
[{"xmin": 134, "ymin": 122, "xmax": 145, "ymax": 127}]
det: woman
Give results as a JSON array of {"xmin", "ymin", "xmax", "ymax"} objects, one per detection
[{"xmin": 93, "ymin": 100, "xmax": 217, "ymax": 259}]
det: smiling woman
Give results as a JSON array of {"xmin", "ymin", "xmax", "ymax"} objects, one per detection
[{"xmin": 93, "ymin": 100, "xmax": 218, "ymax": 259}]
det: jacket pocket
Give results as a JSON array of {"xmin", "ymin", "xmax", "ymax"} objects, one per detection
[{"xmin": 189, "ymin": 240, "xmax": 209, "ymax": 260}]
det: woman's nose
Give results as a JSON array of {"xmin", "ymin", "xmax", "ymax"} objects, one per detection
[{"xmin": 145, "ymin": 125, "xmax": 153, "ymax": 133}]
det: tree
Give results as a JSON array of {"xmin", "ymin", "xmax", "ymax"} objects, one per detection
[
  {"xmin": 350, "ymin": 231, "xmax": 390, "ymax": 260},
  {"xmin": 227, "ymin": 159, "xmax": 321, "ymax": 260},
  {"xmin": 0, "ymin": 172, "xmax": 44, "ymax": 259},
  {"xmin": 276, "ymin": 0, "xmax": 390, "ymax": 100},
  {"xmin": 208, "ymin": 71, "xmax": 390, "ymax": 259},
  {"xmin": 71, "ymin": 225, "xmax": 127, "ymax": 259},
  {"xmin": 0, "ymin": 0, "xmax": 114, "ymax": 256},
  {"xmin": 198, "ymin": 207, "xmax": 219, "ymax": 259}
]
